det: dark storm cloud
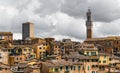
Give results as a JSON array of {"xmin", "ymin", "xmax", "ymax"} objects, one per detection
[
  {"xmin": 61, "ymin": 0, "xmax": 88, "ymax": 18},
  {"xmin": 61, "ymin": 0, "xmax": 120, "ymax": 22}
]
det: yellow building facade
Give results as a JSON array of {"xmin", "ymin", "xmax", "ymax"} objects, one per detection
[
  {"xmin": 8, "ymin": 55, "xmax": 26, "ymax": 66},
  {"xmin": 35, "ymin": 44, "xmax": 47, "ymax": 59}
]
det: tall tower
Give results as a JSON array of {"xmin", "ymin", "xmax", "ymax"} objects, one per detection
[
  {"xmin": 86, "ymin": 9, "xmax": 93, "ymax": 39},
  {"xmin": 22, "ymin": 22, "xmax": 34, "ymax": 40}
]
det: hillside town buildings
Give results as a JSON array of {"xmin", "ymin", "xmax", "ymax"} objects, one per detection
[{"xmin": 0, "ymin": 8, "xmax": 120, "ymax": 73}]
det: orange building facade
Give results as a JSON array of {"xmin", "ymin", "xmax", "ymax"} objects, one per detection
[{"xmin": 0, "ymin": 32, "xmax": 13, "ymax": 41}]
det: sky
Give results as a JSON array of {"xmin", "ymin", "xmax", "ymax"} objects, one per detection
[{"xmin": 0, "ymin": 0, "xmax": 120, "ymax": 41}]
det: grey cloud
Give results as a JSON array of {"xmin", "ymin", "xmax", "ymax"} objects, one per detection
[
  {"xmin": 0, "ymin": 0, "xmax": 31, "ymax": 10},
  {"xmin": 61, "ymin": 0, "xmax": 88, "ymax": 19},
  {"xmin": 61, "ymin": 0, "xmax": 120, "ymax": 22},
  {"xmin": 55, "ymin": 20, "xmax": 86, "ymax": 40},
  {"xmin": 45, "ymin": 12, "xmax": 86, "ymax": 40},
  {"xmin": 35, "ymin": 0, "xmax": 64, "ymax": 16},
  {"xmin": 0, "ymin": 0, "xmax": 120, "ymax": 41},
  {"xmin": 91, "ymin": 0, "xmax": 120, "ymax": 22},
  {"xmin": 96, "ymin": 20, "xmax": 120, "ymax": 36}
]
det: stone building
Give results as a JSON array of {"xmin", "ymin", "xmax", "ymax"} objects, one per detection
[
  {"xmin": 22, "ymin": 22, "xmax": 34, "ymax": 40},
  {"xmin": 0, "ymin": 32, "xmax": 13, "ymax": 41}
]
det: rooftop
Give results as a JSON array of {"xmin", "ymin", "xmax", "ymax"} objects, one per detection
[
  {"xmin": 85, "ymin": 36, "xmax": 120, "ymax": 42},
  {"xmin": 22, "ymin": 22, "xmax": 34, "ymax": 24},
  {"xmin": 0, "ymin": 32, "xmax": 13, "ymax": 35}
]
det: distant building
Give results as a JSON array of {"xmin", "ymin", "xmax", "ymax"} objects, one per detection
[
  {"xmin": 8, "ymin": 55, "xmax": 26, "ymax": 66},
  {"xmin": 44, "ymin": 37, "xmax": 55, "ymax": 42},
  {"xmin": 63, "ymin": 44, "xmax": 111, "ymax": 73},
  {"xmin": 84, "ymin": 36, "xmax": 120, "ymax": 54},
  {"xmin": 0, "ymin": 32, "xmax": 13, "ymax": 41},
  {"xmin": 8, "ymin": 47, "xmax": 36, "ymax": 66},
  {"xmin": 62, "ymin": 39, "xmax": 71, "ymax": 43},
  {"xmin": 39, "ymin": 60, "xmax": 80, "ymax": 73},
  {"xmin": 0, "ymin": 63, "xmax": 11, "ymax": 73},
  {"xmin": 44, "ymin": 37, "xmax": 55, "ymax": 55},
  {"xmin": 35, "ymin": 44, "xmax": 47, "ymax": 60},
  {"xmin": 22, "ymin": 22, "xmax": 34, "ymax": 40}
]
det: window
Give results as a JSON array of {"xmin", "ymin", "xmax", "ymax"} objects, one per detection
[
  {"xmin": 109, "ymin": 58, "xmax": 112, "ymax": 61},
  {"xmin": 58, "ymin": 46, "xmax": 61, "ymax": 48},
  {"xmin": 5, "ymin": 68, "xmax": 7, "ymax": 70},
  {"xmin": 79, "ymin": 59, "xmax": 84, "ymax": 62},
  {"xmin": 92, "ymin": 65, "xmax": 98, "ymax": 68},
  {"xmin": 73, "ymin": 66, "xmax": 75, "ymax": 70},
  {"xmin": 16, "ymin": 57, "xmax": 19, "ymax": 60},
  {"xmin": 87, "ymin": 59, "xmax": 89, "ymax": 62},
  {"xmin": 107, "ymin": 42, "xmax": 111, "ymax": 46},
  {"xmin": 0, "ymin": 36, "xmax": 2, "ymax": 39},
  {"xmin": 115, "ymin": 48, "xmax": 118, "ymax": 51},
  {"xmin": 8, "ymin": 49, "xmax": 11, "ymax": 52},
  {"xmin": 87, "ymin": 52, "xmax": 89, "ymax": 56},
  {"xmin": 92, "ymin": 59, "xmax": 98, "ymax": 62},
  {"xmin": 71, "ymin": 66, "xmax": 73, "ymax": 70},
  {"xmin": 0, "ymin": 67, "xmax": 2, "ymax": 71},
  {"xmin": 24, "ymin": 49, "xmax": 27, "ymax": 51},
  {"xmin": 117, "ymin": 41, "xmax": 119, "ymax": 44},
  {"xmin": 29, "ymin": 49, "xmax": 32, "ymax": 52},
  {"xmin": 101, "ymin": 48, "xmax": 104, "ymax": 52},
  {"xmin": 55, "ymin": 68, "xmax": 59, "ymax": 72},
  {"xmin": 104, "ymin": 56, "xmax": 106, "ymax": 59},
  {"xmin": 82, "ymin": 66, "xmax": 84, "ymax": 70},
  {"xmin": 99, "ymin": 61, "xmax": 101, "ymax": 63},
  {"xmin": 103, "ymin": 60, "xmax": 106, "ymax": 63},
  {"xmin": 60, "ymin": 67, "xmax": 62, "ymax": 71},
  {"xmin": 72, "ymin": 58, "xmax": 75, "ymax": 62},
  {"xmin": 88, "ymin": 66, "xmax": 90, "ymax": 71},
  {"xmin": 20, "ymin": 58, "xmax": 22, "ymax": 60},
  {"xmin": 0, "ymin": 54, "xmax": 2, "ymax": 58},
  {"xmin": 78, "ymin": 66, "xmax": 80, "ymax": 70},
  {"xmin": 55, "ymin": 46, "xmax": 57, "ymax": 48},
  {"xmin": 92, "ymin": 65, "xmax": 95, "ymax": 68},
  {"xmin": 100, "ymin": 66, "xmax": 105, "ymax": 71},
  {"xmin": 91, "ymin": 52, "xmax": 96, "ymax": 55},
  {"xmin": 92, "ymin": 71, "xmax": 95, "ymax": 73},
  {"xmin": 43, "ymin": 47, "xmax": 45, "ymax": 49},
  {"xmin": 96, "ymin": 65, "xmax": 98, "ymax": 68},
  {"xmin": 66, "ymin": 66, "xmax": 69, "ymax": 71},
  {"xmin": 82, "ymin": 59, "xmax": 84, "ymax": 62},
  {"xmin": 31, "ymin": 55, "xmax": 34, "ymax": 58},
  {"xmin": 14, "ymin": 62, "xmax": 18, "ymax": 65}
]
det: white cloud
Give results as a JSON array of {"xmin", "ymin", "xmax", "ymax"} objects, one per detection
[{"xmin": 13, "ymin": 33, "xmax": 22, "ymax": 40}]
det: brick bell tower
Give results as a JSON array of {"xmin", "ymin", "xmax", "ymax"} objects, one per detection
[{"xmin": 86, "ymin": 8, "xmax": 93, "ymax": 39}]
